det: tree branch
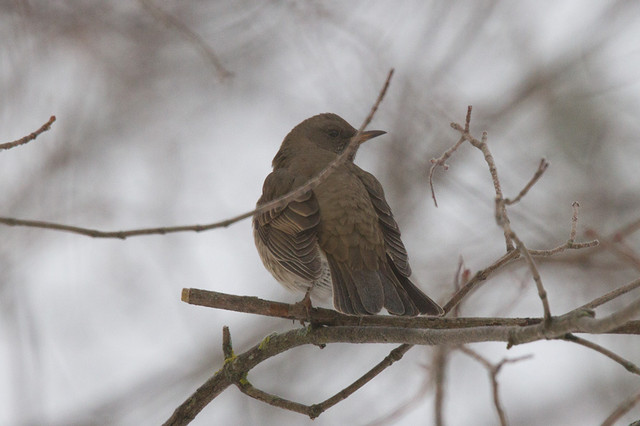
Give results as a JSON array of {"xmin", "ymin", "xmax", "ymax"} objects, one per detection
[
  {"xmin": 164, "ymin": 298, "xmax": 640, "ymax": 425},
  {"xmin": 0, "ymin": 70, "xmax": 394, "ymax": 239},
  {"xmin": 562, "ymin": 333, "xmax": 640, "ymax": 375},
  {"xmin": 504, "ymin": 158, "xmax": 549, "ymax": 205},
  {"xmin": 181, "ymin": 287, "xmax": 640, "ymax": 334},
  {"xmin": 601, "ymin": 388, "xmax": 640, "ymax": 426},
  {"xmin": 459, "ymin": 347, "xmax": 533, "ymax": 426},
  {"xmin": 139, "ymin": 0, "xmax": 232, "ymax": 81},
  {"xmin": 0, "ymin": 115, "xmax": 56, "ymax": 151}
]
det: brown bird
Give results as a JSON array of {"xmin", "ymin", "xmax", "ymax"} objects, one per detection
[{"xmin": 253, "ymin": 113, "xmax": 443, "ymax": 316}]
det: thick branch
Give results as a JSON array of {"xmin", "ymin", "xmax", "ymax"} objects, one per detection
[
  {"xmin": 181, "ymin": 288, "xmax": 640, "ymax": 334},
  {"xmin": 165, "ymin": 300, "xmax": 640, "ymax": 425}
]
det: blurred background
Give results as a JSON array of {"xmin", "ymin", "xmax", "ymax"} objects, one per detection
[{"xmin": 2, "ymin": 1, "xmax": 640, "ymax": 424}]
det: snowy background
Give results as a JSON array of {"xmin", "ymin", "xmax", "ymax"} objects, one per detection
[{"xmin": 2, "ymin": 1, "xmax": 640, "ymax": 425}]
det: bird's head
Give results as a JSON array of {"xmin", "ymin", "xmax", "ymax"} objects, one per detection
[{"xmin": 273, "ymin": 113, "xmax": 385, "ymax": 168}]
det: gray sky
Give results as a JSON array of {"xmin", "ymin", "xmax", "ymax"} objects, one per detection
[{"xmin": 2, "ymin": 1, "xmax": 640, "ymax": 425}]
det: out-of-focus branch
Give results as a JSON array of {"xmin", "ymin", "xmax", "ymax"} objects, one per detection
[
  {"xmin": 587, "ymin": 227, "xmax": 640, "ymax": 272},
  {"xmin": 459, "ymin": 347, "xmax": 533, "ymax": 426},
  {"xmin": 0, "ymin": 115, "xmax": 56, "ymax": 151},
  {"xmin": 433, "ymin": 346, "xmax": 448, "ymax": 426},
  {"xmin": 139, "ymin": 0, "xmax": 232, "ymax": 81},
  {"xmin": 601, "ymin": 389, "xmax": 640, "ymax": 426}
]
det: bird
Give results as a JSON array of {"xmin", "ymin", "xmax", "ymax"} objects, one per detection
[{"xmin": 253, "ymin": 113, "xmax": 443, "ymax": 316}]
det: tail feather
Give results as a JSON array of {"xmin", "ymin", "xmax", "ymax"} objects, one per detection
[
  {"xmin": 326, "ymin": 254, "xmax": 443, "ymax": 317},
  {"xmin": 328, "ymin": 256, "xmax": 384, "ymax": 315},
  {"xmin": 388, "ymin": 258, "xmax": 443, "ymax": 316}
]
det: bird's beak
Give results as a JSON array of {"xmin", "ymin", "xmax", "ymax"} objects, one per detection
[{"xmin": 357, "ymin": 130, "xmax": 386, "ymax": 143}]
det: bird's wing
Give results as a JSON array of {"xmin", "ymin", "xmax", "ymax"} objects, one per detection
[
  {"xmin": 355, "ymin": 167, "xmax": 443, "ymax": 316},
  {"xmin": 354, "ymin": 168, "xmax": 412, "ymax": 277},
  {"xmin": 253, "ymin": 169, "xmax": 322, "ymax": 282}
]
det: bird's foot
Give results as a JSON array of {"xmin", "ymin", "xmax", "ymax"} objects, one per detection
[{"xmin": 293, "ymin": 289, "xmax": 314, "ymax": 326}]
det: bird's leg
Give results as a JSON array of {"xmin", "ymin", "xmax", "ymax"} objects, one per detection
[{"xmin": 294, "ymin": 287, "xmax": 314, "ymax": 326}]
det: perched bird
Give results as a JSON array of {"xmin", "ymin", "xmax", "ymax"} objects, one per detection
[{"xmin": 253, "ymin": 113, "xmax": 443, "ymax": 316}]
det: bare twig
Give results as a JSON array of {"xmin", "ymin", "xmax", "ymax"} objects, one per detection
[
  {"xmin": 562, "ymin": 333, "xmax": 640, "ymax": 375},
  {"xmin": 601, "ymin": 388, "xmax": 640, "ymax": 426},
  {"xmin": 433, "ymin": 346, "xmax": 448, "ymax": 426},
  {"xmin": 459, "ymin": 347, "xmax": 533, "ymax": 426},
  {"xmin": 504, "ymin": 158, "xmax": 549, "ymax": 205},
  {"xmin": 510, "ymin": 230, "xmax": 552, "ymax": 324},
  {"xmin": 568, "ymin": 201, "xmax": 580, "ymax": 244},
  {"xmin": 139, "ymin": 0, "xmax": 232, "ymax": 80},
  {"xmin": 366, "ymin": 363, "xmax": 433, "ymax": 426},
  {"xmin": 428, "ymin": 107, "xmax": 472, "ymax": 207},
  {"xmin": 451, "ymin": 256, "xmax": 469, "ymax": 318},
  {"xmin": 579, "ymin": 278, "xmax": 640, "ymax": 310},
  {"xmin": 443, "ymin": 250, "xmax": 520, "ymax": 314},
  {"xmin": 437, "ymin": 147, "xmax": 595, "ymax": 315},
  {"xmin": 451, "ymin": 114, "xmax": 552, "ymax": 322},
  {"xmin": 611, "ymin": 217, "xmax": 640, "ymax": 241},
  {"xmin": 0, "ymin": 115, "xmax": 56, "ymax": 151},
  {"xmin": 529, "ymin": 202, "xmax": 599, "ymax": 257},
  {"xmin": 0, "ymin": 70, "xmax": 394, "ymax": 239},
  {"xmin": 306, "ymin": 344, "xmax": 413, "ymax": 418},
  {"xmin": 587, "ymin": 228, "xmax": 640, "ymax": 272},
  {"xmin": 450, "ymin": 109, "xmax": 513, "ymax": 251}
]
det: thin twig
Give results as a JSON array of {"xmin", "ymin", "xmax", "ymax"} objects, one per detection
[
  {"xmin": 443, "ymin": 250, "xmax": 519, "ymax": 314},
  {"xmin": 601, "ymin": 388, "xmax": 640, "ymax": 426},
  {"xmin": 450, "ymin": 111, "xmax": 513, "ymax": 251},
  {"xmin": 510, "ymin": 230, "xmax": 552, "ymax": 324},
  {"xmin": 611, "ymin": 217, "xmax": 640, "ymax": 241},
  {"xmin": 568, "ymin": 201, "xmax": 579, "ymax": 244},
  {"xmin": 527, "ymin": 202, "xmax": 599, "ymax": 256},
  {"xmin": 451, "ymin": 116, "xmax": 552, "ymax": 322},
  {"xmin": 504, "ymin": 158, "xmax": 549, "ymax": 205},
  {"xmin": 0, "ymin": 115, "xmax": 56, "ymax": 151},
  {"xmin": 579, "ymin": 278, "xmax": 640, "ymax": 310},
  {"xmin": 0, "ymin": 70, "xmax": 395, "ymax": 239},
  {"xmin": 365, "ymin": 362, "xmax": 433, "ymax": 426},
  {"xmin": 452, "ymin": 256, "xmax": 468, "ymax": 318},
  {"xmin": 459, "ymin": 347, "xmax": 533, "ymax": 426},
  {"xmin": 237, "ymin": 380, "xmax": 310, "ymax": 414},
  {"xmin": 587, "ymin": 228, "xmax": 640, "ymax": 272},
  {"xmin": 562, "ymin": 333, "xmax": 640, "ymax": 375},
  {"xmin": 308, "ymin": 344, "xmax": 413, "ymax": 418},
  {"xmin": 428, "ymin": 106, "xmax": 472, "ymax": 208}
]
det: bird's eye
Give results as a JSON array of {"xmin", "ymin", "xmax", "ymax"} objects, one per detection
[{"xmin": 328, "ymin": 129, "xmax": 340, "ymax": 138}]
